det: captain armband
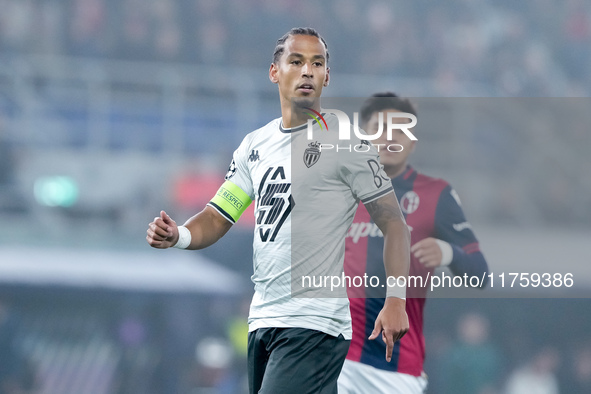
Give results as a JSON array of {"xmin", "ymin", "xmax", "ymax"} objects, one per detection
[{"xmin": 207, "ymin": 181, "xmax": 253, "ymax": 223}]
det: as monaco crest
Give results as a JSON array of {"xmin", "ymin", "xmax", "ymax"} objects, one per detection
[{"xmin": 304, "ymin": 141, "xmax": 321, "ymax": 168}]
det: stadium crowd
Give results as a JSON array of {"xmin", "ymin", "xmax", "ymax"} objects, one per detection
[{"xmin": 1, "ymin": 0, "xmax": 591, "ymax": 96}]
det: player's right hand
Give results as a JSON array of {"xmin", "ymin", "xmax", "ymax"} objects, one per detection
[
  {"xmin": 146, "ymin": 210, "xmax": 179, "ymax": 249},
  {"xmin": 369, "ymin": 297, "xmax": 409, "ymax": 362}
]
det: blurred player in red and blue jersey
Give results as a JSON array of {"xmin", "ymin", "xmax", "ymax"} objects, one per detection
[{"xmin": 338, "ymin": 93, "xmax": 489, "ymax": 393}]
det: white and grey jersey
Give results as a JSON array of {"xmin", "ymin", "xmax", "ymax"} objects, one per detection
[{"xmin": 212, "ymin": 113, "xmax": 393, "ymax": 339}]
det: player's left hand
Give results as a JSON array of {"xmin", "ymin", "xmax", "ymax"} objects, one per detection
[
  {"xmin": 411, "ymin": 237, "xmax": 443, "ymax": 268},
  {"xmin": 369, "ymin": 297, "xmax": 409, "ymax": 362}
]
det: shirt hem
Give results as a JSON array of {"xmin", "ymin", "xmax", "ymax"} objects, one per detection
[{"xmin": 248, "ymin": 318, "xmax": 352, "ymax": 340}]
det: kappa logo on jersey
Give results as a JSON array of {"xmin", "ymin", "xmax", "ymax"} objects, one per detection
[
  {"xmin": 225, "ymin": 159, "xmax": 237, "ymax": 180},
  {"xmin": 256, "ymin": 166, "xmax": 294, "ymax": 242},
  {"xmin": 248, "ymin": 150, "xmax": 260, "ymax": 162},
  {"xmin": 304, "ymin": 141, "xmax": 321, "ymax": 168},
  {"xmin": 400, "ymin": 191, "xmax": 420, "ymax": 214}
]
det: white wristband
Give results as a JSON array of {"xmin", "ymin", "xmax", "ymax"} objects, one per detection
[
  {"xmin": 435, "ymin": 239, "xmax": 453, "ymax": 266},
  {"xmin": 386, "ymin": 279, "xmax": 406, "ymax": 300},
  {"xmin": 173, "ymin": 226, "xmax": 191, "ymax": 249}
]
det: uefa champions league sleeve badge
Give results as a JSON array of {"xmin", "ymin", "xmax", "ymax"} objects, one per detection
[{"xmin": 225, "ymin": 159, "xmax": 237, "ymax": 180}]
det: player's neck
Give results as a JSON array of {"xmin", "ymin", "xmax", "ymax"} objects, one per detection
[
  {"xmin": 282, "ymin": 113, "xmax": 309, "ymax": 129},
  {"xmin": 280, "ymin": 98, "xmax": 321, "ymax": 129},
  {"xmin": 384, "ymin": 162, "xmax": 408, "ymax": 179}
]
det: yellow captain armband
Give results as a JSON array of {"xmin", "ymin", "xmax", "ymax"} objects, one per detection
[{"xmin": 208, "ymin": 181, "xmax": 253, "ymax": 223}]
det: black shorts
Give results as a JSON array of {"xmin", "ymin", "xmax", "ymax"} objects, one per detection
[{"xmin": 248, "ymin": 327, "xmax": 350, "ymax": 394}]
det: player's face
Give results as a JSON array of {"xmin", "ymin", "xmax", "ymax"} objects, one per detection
[
  {"xmin": 365, "ymin": 109, "xmax": 416, "ymax": 169},
  {"xmin": 269, "ymin": 35, "xmax": 330, "ymax": 108}
]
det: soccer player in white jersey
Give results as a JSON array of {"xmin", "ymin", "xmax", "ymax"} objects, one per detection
[{"xmin": 146, "ymin": 28, "xmax": 410, "ymax": 394}]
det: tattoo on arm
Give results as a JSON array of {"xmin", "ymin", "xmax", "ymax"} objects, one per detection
[{"xmin": 365, "ymin": 193, "xmax": 405, "ymax": 232}]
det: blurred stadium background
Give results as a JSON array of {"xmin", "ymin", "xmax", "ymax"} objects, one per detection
[{"xmin": 0, "ymin": 0, "xmax": 590, "ymax": 393}]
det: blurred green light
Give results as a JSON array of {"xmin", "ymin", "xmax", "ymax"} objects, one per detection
[{"xmin": 34, "ymin": 176, "xmax": 79, "ymax": 207}]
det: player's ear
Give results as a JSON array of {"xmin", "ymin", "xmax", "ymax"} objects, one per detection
[
  {"xmin": 269, "ymin": 63, "xmax": 279, "ymax": 84},
  {"xmin": 323, "ymin": 67, "xmax": 330, "ymax": 87}
]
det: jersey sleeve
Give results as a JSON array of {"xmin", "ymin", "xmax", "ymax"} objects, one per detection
[
  {"xmin": 207, "ymin": 137, "xmax": 254, "ymax": 223},
  {"xmin": 338, "ymin": 140, "xmax": 394, "ymax": 204},
  {"xmin": 434, "ymin": 185, "xmax": 489, "ymax": 283}
]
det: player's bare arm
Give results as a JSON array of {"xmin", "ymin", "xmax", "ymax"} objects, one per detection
[
  {"xmin": 146, "ymin": 206, "xmax": 232, "ymax": 250},
  {"xmin": 364, "ymin": 191, "xmax": 410, "ymax": 362}
]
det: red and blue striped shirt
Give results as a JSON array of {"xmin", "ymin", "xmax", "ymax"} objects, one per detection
[{"xmin": 344, "ymin": 166, "xmax": 489, "ymax": 376}]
